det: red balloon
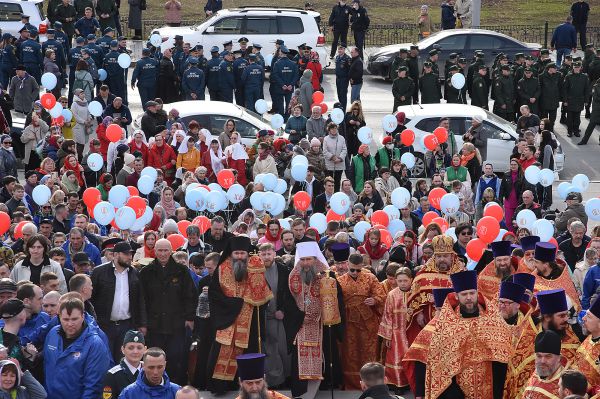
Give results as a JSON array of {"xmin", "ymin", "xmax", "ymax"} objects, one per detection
[
  {"xmin": 0, "ymin": 212, "xmax": 10, "ymax": 235},
  {"xmin": 14, "ymin": 221, "xmax": 28, "ymax": 239},
  {"xmin": 217, "ymin": 169, "xmax": 235, "ymax": 189},
  {"xmin": 127, "ymin": 186, "xmax": 139, "ymax": 197},
  {"xmin": 371, "ymin": 224, "xmax": 386, "ymax": 230},
  {"xmin": 294, "ymin": 191, "xmax": 311, "ymax": 211},
  {"xmin": 52, "ymin": 116, "xmax": 65, "ymax": 127},
  {"xmin": 126, "ymin": 196, "xmax": 146, "ymax": 219},
  {"xmin": 177, "ymin": 220, "xmax": 192, "ymax": 237},
  {"xmin": 466, "ymin": 238, "xmax": 487, "ymax": 261},
  {"xmin": 192, "ymin": 216, "xmax": 211, "ymax": 234},
  {"xmin": 379, "ymin": 229, "xmax": 392, "ymax": 248},
  {"xmin": 88, "ymin": 207, "xmax": 94, "ymax": 219},
  {"xmin": 476, "ymin": 216, "xmax": 500, "ymax": 244},
  {"xmin": 371, "ymin": 210, "xmax": 389, "ymax": 227},
  {"xmin": 167, "ymin": 234, "xmax": 186, "ymax": 249},
  {"xmin": 199, "ymin": 184, "xmax": 211, "ymax": 191},
  {"xmin": 422, "ymin": 211, "xmax": 438, "ymax": 227},
  {"xmin": 40, "ymin": 93, "xmax": 56, "ymax": 110},
  {"xmin": 548, "ymin": 237, "xmax": 559, "ymax": 251},
  {"xmin": 326, "ymin": 209, "xmax": 345, "ymax": 222},
  {"xmin": 401, "ymin": 129, "xmax": 415, "ymax": 146},
  {"xmin": 424, "ymin": 134, "xmax": 439, "ymax": 151},
  {"xmin": 83, "ymin": 187, "xmax": 101, "ymax": 208},
  {"xmin": 312, "ymin": 91, "xmax": 324, "ymax": 104},
  {"xmin": 319, "ymin": 103, "xmax": 328, "ymax": 114},
  {"xmin": 483, "ymin": 204, "xmax": 504, "ymax": 223},
  {"xmin": 428, "ymin": 187, "xmax": 446, "ymax": 210},
  {"xmin": 106, "ymin": 124, "xmax": 122, "ymax": 143},
  {"xmin": 433, "ymin": 127, "xmax": 448, "ymax": 143},
  {"xmin": 432, "ymin": 217, "xmax": 449, "ymax": 232}
]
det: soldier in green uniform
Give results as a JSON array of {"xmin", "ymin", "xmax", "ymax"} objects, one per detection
[
  {"xmin": 493, "ymin": 64, "xmax": 515, "ymax": 121},
  {"xmin": 102, "ymin": 330, "xmax": 146, "ymax": 399},
  {"xmin": 420, "ymin": 61, "xmax": 442, "ymax": 104},
  {"xmin": 408, "ymin": 45, "xmax": 420, "ymax": 103},
  {"xmin": 513, "ymin": 53, "xmax": 526, "ymax": 83},
  {"xmin": 563, "ymin": 60, "xmax": 591, "ymax": 137},
  {"xmin": 392, "ymin": 66, "xmax": 414, "ymax": 112},
  {"xmin": 389, "ymin": 48, "xmax": 408, "ymax": 81},
  {"xmin": 535, "ymin": 49, "xmax": 552, "ymax": 77},
  {"xmin": 524, "ymin": 55, "xmax": 538, "ymax": 76},
  {"xmin": 539, "ymin": 62, "xmax": 562, "ymax": 124},
  {"xmin": 457, "ymin": 57, "xmax": 468, "ymax": 74},
  {"xmin": 578, "ymin": 79, "xmax": 600, "ymax": 145},
  {"xmin": 445, "ymin": 65, "xmax": 466, "ymax": 104},
  {"xmin": 517, "ymin": 67, "xmax": 541, "ymax": 115},
  {"xmin": 559, "ymin": 55, "xmax": 573, "ymax": 123},
  {"xmin": 471, "ymin": 64, "xmax": 489, "ymax": 109}
]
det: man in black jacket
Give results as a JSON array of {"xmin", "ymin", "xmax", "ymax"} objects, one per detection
[
  {"xmin": 139, "ymin": 238, "xmax": 198, "ymax": 385},
  {"xmin": 350, "ymin": 0, "xmax": 369, "ymax": 60},
  {"xmin": 328, "ymin": 0, "xmax": 351, "ymax": 59},
  {"xmin": 349, "ymin": 47, "xmax": 363, "ymax": 103},
  {"xmin": 90, "ymin": 241, "xmax": 147, "ymax": 362},
  {"xmin": 358, "ymin": 362, "xmax": 397, "ymax": 399}
]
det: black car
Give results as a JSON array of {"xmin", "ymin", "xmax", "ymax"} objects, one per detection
[{"xmin": 367, "ymin": 29, "xmax": 541, "ymax": 81}]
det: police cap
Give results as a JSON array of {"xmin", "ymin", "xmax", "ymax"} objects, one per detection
[{"xmin": 210, "ymin": 46, "xmax": 219, "ymax": 53}]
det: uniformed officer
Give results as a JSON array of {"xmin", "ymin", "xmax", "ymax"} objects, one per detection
[
  {"xmin": 103, "ymin": 40, "xmax": 126, "ymax": 102},
  {"xmin": 251, "ymin": 43, "xmax": 265, "ymax": 67},
  {"xmin": 218, "ymin": 50, "xmax": 235, "ymax": 103},
  {"xmin": 19, "ymin": 15, "xmax": 35, "ymax": 34},
  {"xmin": 81, "ymin": 48, "xmax": 99, "ymax": 83},
  {"xmin": 241, "ymin": 53, "xmax": 264, "ymax": 112},
  {"xmin": 233, "ymin": 50, "xmax": 248, "ymax": 105},
  {"xmin": 0, "ymin": 33, "xmax": 18, "ymax": 89},
  {"xmin": 102, "ymin": 330, "xmax": 146, "ymax": 399},
  {"xmin": 174, "ymin": 42, "xmax": 190, "ymax": 78},
  {"xmin": 471, "ymin": 63, "xmax": 489, "ymax": 110},
  {"xmin": 535, "ymin": 49, "xmax": 552, "ymax": 76},
  {"xmin": 444, "ymin": 52, "xmax": 458, "ymax": 78},
  {"xmin": 335, "ymin": 45, "xmax": 351, "ymax": 110},
  {"xmin": 445, "ymin": 65, "xmax": 466, "ymax": 104},
  {"xmin": 466, "ymin": 51, "xmax": 485, "ymax": 95},
  {"xmin": 190, "ymin": 45, "xmax": 208, "ymax": 77},
  {"xmin": 517, "ymin": 67, "xmax": 540, "ymax": 115},
  {"xmin": 295, "ymin": 44, "xmax": 310, "ymax": 76},
  {"xmin": 238, "ymin": 37, "xmax": 249, "ymax": 58},
  {"xmin": 419, "ymin": 61, "xmax": 441, "ymax": 104},
  {"xmin": 14, "ymin": 25, "xmax": 30, "ymax": 53},
  {"xmin": 513, "ymin": 53, "xmax": 526, "ymax": 82},
  {"xmin": 182, "ymin": 56, "xmax": 206, "ymax": 101},
  {"xmin": 392, "ymin": 66, "xmax": 414, "ymax": 112},
  {"xmin": 85, "ymin": 34, "xmax": 104, "ymax": 69},
  {"xmin": 131, "ymin": 48, "xmax": 158, "ymax": 109},
  {"xmin": 389, "ymin": 48, "xmax": 408, "ymax": 81},
  {"xmin": 68, "ymin": 36, "xmax": 85, "ymax": 103},
  {"xmin": 539, "ymin": 62, "xmax": 561, "ymax": 123},
  {"xmin": 426, "ymin": 49, "xmax": 440, "ymax": 76},
  {"xmin": 328, "ymin": 0, "xmax": 351, "ymax": 59},
  {"xmin": 220, "ymin": 40, "xmax": 233, "ymax": 57},
  {"xmin": 563, "ymin": 61, "xmax": 591, "ymax": 137},
  {"xmin": 172, "ymin": 34, "xmax": 185, "ymax": 71},
  {"xmin": 42, "ymin": 29, "xmax": 67, "ymax": 72},
  {"xmin": 493, "ymin": 64, "xmax": 516, "ymax": 121},
  {"xmin": 53, "ymin": 21, "xmax": 70, "ymax": 54},
  {"xmin": 206, "ymin": 46, "xmax": 222, "ymax": 101},
  {"xmin": 270, "ymin": 45, "xmax": 298, "ymax": 119},
  {"xmin": 407, "ymin": 44, "xmax": 420, "ymax": 103},
  {"xmin": 19, "ymin": 29, "xmax": 43, "ymax": 83},
  {"xmin": 97, "ymin": 27, "xmax": 115, "ymax": 55}
]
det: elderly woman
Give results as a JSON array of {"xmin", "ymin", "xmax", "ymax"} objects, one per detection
[
  {"xmin": 71, "ymin": 88, "xmax": 94, "ymax": 160},
  {"xmin": 21, "ymin": 113, "xmax": 49, "ymax": 171},
  {"xmin": 224, "ymin": 131, "xmax": 248, "ymax": 186},
  {"xmin": 156, "ymin": 186, "xmax": 180, "ymax": 218},
  {"xmin": 417, "ymin": 5, "xmax": 434, "ymax": 39},
  {"xmin": 129, "ymin": 129, "xmax": 149, "ymax": 163}
]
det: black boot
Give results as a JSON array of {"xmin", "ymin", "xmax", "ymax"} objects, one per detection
[
  {"xmin": 585, "ymin": 109, "xmax": 591, "ymax": 119},
  {"xmin": 560, "ymin": 115, "xmax": 567, "ymax": 124},
  {"xmin": 574, "ymin": 131, "xmax": 581, "ymax": 137},
  {"xmin": 567, "ymin": 131, "xmax": 573, "ymax": 137},
  {"xmin": 577, "ymin": 140, "xmax": 587, "ymax": 145}
]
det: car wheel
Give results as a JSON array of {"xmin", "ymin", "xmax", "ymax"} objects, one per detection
[{"xmin": 410, "ymin": 152, "xmax": 426, "ymax": 178}]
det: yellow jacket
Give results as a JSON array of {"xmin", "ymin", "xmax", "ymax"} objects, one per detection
[{"xmin": 176, "ymin": 147, "xmax": 201, "ymax": 171}]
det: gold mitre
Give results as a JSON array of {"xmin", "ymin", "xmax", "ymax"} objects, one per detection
[{"xmin": 432, "ymin": 235, "xmax": 454, "ymax": 254}]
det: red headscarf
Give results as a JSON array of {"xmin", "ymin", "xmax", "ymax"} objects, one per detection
[
  {"xmin": 63, "ymin": 155, "xmax": 84, "ymax": 186},
  {"xmin": 143, "ymin": 231, "xmax": 157, "ymax": 258},
  {"xmin": 265, "ymin": 221, "xmax": 282, "ymax": 243},
  {"xmin": 146, "ymin": 213, "xmax": 161, "ymax": 232},
  {"xmin": 305, "ymin": 227, "xmax": 321, "ymax": 242},
  {"xmin": 358, "ymin": 228, "xmax": 389, "ymax": 260}
]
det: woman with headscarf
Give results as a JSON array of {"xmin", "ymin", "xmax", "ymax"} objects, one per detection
[
  {"xmin": 230, "ymin": 209, "xmax": 259, "ymax": 234},
  {"xmin": 219, "ymin": 119, "xmax": 236, "ymax": 149},
  {"xmin": 201, "ymin": 138, "xmax": 226, "ymax": 182},
  {"xmin": 96, "ymin": 173, "xmax": 113, "ymax": 201},
  {"xmin": 358, "ymin": 228, "xmax": 389, "ymax": 269},
  {"xmin": 20, "ymin": 113, "xmax": 49, "ymax": 172},
  {"xmin": 417, "ymin": 5, "xmax": 434, "ymax": 39},
  {"xmin": 197, "ymin": 128, "xmax": 211, "ymax": 154},
  {"xmin": 129, "ymin": 129, "xmax": 149, "ymax": 164},
  {"xmin": 170, "ymin": 129, "xmax": 186, "ymax": 153},
  {"xmin": 148, "ymin": 134, "xmax": 177, "ymax": 186},
  {"xmin": 71, "ymin": 88, "xmax": 94, "ymax": 160},
  {"xmin": 166, "ymin": 109, "xmax": 184, "ymax": 132},
  {"xmin": 157, "ymin": 186, "xmax": 179, "ymax": 218},
  {"xmin": 258, "ymin": 219, "xmax": 283, "ymax": 250},
  {"xmin": 133, "ymin": 230, "xmax": 158, "ymax": 262},
  {"xmin": 96, "ymin": 116, "xmax": 113, "ymax": 161},
  {"xmin": 306, "ymin": 51, "xmax": 323, "ymax": 91},
  {"xmin": 224, "ymin": 131, "xmax": 248, "ymax": 186},
  {"xmin": 298, "ymin": 69, "xmax": 314, "ymax": 117},
  {"xmin": 176, "ymin": 135, "xmax": 201, "ymax": 172},
  {"xmin": 61, "ymin": 154, "xmax": 85, "ymax": 188},
  {"xmin": 340, "ymin": 178, "xmax": 358, "ymax": 216},
  {"xmin": 0, "ymin": 135, "xmax": 17, "ymax": 180},
  {"xmin": 106, "ymin": 128, "xmax": 128, "ymax": 173},
  {"xmin": 61, "ymin": 170, "xmax": 81, "ymax": 194}
]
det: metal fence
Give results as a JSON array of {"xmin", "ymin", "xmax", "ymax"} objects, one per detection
[{"xmin": 122, "ymin": 18, "xmax": 600, "ymax": 49}]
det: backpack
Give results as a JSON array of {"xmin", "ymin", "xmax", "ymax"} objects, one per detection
[{"xmin": 72, "ymin": 74, "xmax": 92, "ymax": 95}]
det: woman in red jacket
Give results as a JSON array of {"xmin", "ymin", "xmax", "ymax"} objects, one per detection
[
  {"xmin": 147, "ymin": 134, "xmax": 177, "ymax": 185},
  {"xmin": 96, "ymin": 116, "xmax": 113, "ymax": 161},
  {"xmin": 306, "ymin": 51, "xmax": 323, "ymax": 91},
  {"xmin": 129, "ymin": 129, "xmax": 149, "ymax": 164},
  {"xmin": 223, "ymin": 131, "xmax": 248, "ymax": 186},
  {"xmin": 200, "ymin": 138, "xmax": 226, "ymax": 183}
]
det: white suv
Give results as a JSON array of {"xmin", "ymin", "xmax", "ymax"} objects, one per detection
[
  {"xmin": 0, "ymin": 0, "xmax": 48, "ymax": 40},
  {"xmin": 157, "ymin": 7, "xmax": 328, "ymax": 66}
]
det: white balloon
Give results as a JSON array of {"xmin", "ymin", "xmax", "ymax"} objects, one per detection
[
  {"xmin": 357, "ymin": 126, "xmax": 373, "ymax": 144},
  {"xmin": 309, "ymin": 213, "xmax": 327, "ymax": 234},
  {"xmin": 440, "ymin": 193, "xmax": 460, "ymax": 216},
  {"xmin": 93, "ymin": 201, "xmax": 115, "ymax": 225},
  {"xmin": 271, "ymin": 114, "xmax": 284, "ymax": 129},
  {"xmin": 291, "ymin": 155, "xmax": 309, "ymax": 168},
  {"xmin": 451, "ymin": 73, "xmax": 465, "ymax": 89},
  {"xmin": 279, "ymin": 218, "xmax": 291, "ymax": 230},
  {"xmin": 383, "ymin": 204, "xmax": 400, "ymax": 220},
  {"xmin": 382, "ymin": 114, "xmax": 398, "ymax": 133},
  {"xmin": 400, "ymin": 152, "xmax": 415, "ymax": 169},
  {"xmin": 446, "ymin": 227, "xmax": 457, "ymax": 243},
  {"xmin": 140, "ymin": 167, "xmax": 158, "ymax": 181},
  {"xmin": 330, "ymin": 108, "xmax": 344, "ymax": 124},
  {"xmin": 391, "ymin": 187, "xmax": 411, "ymax": 209},
  {"xmin": 255, "ymin": 99, "xmax": 268, "ymax": 114},
  {"xmin": 524, "ymin": 165, "xmax": 541, "ymax": 185},
  {"xmin": 262, "ymin": 173, "xmax": 278, "ymax": 191},
  {"xmin": 32, "ymin": 185, "xmax": 51, "ymax": 206},
  {"xmin": 150, "ymin": 33, "xmax": 162, "ymax": 47},
  {"xmin": 539, "ymin": 168, "xmax": 555, "ymax": 187},
  {"xmin": 41, "ymin": 73, "xmax": 57, "ymax": 90},
  {"xmin": 532, "ymin": 219, "xmax": 554, "ymax": 242},
  {"xmin": 226, "ymin": 184, "xmax": 245, "ymax": 204},
  {"xmin": 516, "ymin": 209, "xmax": 537, "ymax": 230},
  {"xmin": 250, "ymin": 192, "xmax": 265, "ymax": 211},
  {"xmin": 49, "ymin": 103, "xmax": 63, "ymax": 118},
  {"xmin": 87, "ymin": 153, "xmax": 104, "ymax": 172},
  {"xmin": 118, "ymin": 53, "xmax": 132, "ymax": 69},
  {"xmin": 115, "ymin": 206, "xmax": 136, "ymax": 230},
  {"xmin": 274, "ymin": 178, "xmax": 287, "ymax": 195},
  {"xmin": 572, "ymin": 174, "xmax": 590, "ymax": 192},
  {"xmin": 330, "ymin": 192, "xmax": 351, "ymax": 215},
  {"xmin": 88, "ymin": 101, "xmax": 103, "ymax": 117},
  {"xmin": 585, "ymin": 198, "xmax": 600, "ymax": 221},
  {"xmin": 353, "ymin": 221, "xmax": 371, "ymax": 242}
]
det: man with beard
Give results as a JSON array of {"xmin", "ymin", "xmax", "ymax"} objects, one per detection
[
  {"xmin": 415, "ymin": 270, "xmax": 511, "ymax": 399},
  {"xmin": 331, "ymin": 242, "xmax": 350, "ymax": 276},
  {"xmin": 207, "ymin": 236, "xmax": 273, "ymax": 394},
  {"xmin": 516, "ymin": 236, "xmax": 540, "ymax": 272},
  {"xmin": 235, "ymin": 353, "xmax": 290, "ymax": 399},
  {"xmin": 504, "ymin": 289, "xmax": 581, "ymax": 398},
  {"xmin": 498, "ymin": 281, "xmax": 530, "ymax": 347},
  {"xmin": 204, "ymin": 216, "xmax": 234, "ymax": 253},
  {"xmin": 337, "ymin": 252, "xmax": 386, "ymax": 389},
  {"xmin": 405, "ymin": 235, "xmax": 463, "ymax": 344},
  {"xmin": 286, "ymin": 241, "xmax": 344, "ymax": 399},
  {"xmin": 276, "ymin": 230, "xmax": 296, "ymax": 257},
  {"xmin": 570, "ymin": 296, "xmax": 600, "ymax": 389},
  {"xmin": 522, "ymin": 330, "xmax": 564, "ymax": 398},
  {"xmin": 478, "ymin": 241, "xmax": 516, "ymax": 300},
  {"xmin": 259, "ymin": 243, "xmax": 292, "ymax": 388}
]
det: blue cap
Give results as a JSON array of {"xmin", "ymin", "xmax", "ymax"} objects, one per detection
[
  {"xmin": 499, "ymin": 281, "xmax": 526, "ymax": 303},
  {"xmin": 110, "ymin": 40, "xmax": 118, "ymax": 47},
  {"xmin": 491, "ymin": 241, "xmax": 512, "ymax": 258},
  {"xmin": 280, "ymin": 45, "xmax": 289, "ymax": 54},
  {"xmin": 433, "ymin": 288, "xmax": 454, "ymax": 308},
  {"xmin": 222, "ymin": 50, "xmax": 231, "ymax": 56},
  {"xmin": 536, "ymin": 289, "xmax": 567, "ymax": 315},
  {"xmin": 87, "ymin": 34, "xmax": 96, "ymax": 40},
  {"xmin": 76, "ymin": 37, "xmax": 85, "ymax": 44},
  {"xmin": 248, "ymin": 53, "xmax": 257, "ymax": 60},
  {"xmin": 2, "ymin": 33, "xmax": 12, "ymax": 40},
  {"xmin": 534, "ymin": 242, "xmax": 556, "ymax": 263},
  {"xmin": 47, "ymin": 29, "xmax": 55, "ymax": 35},
  {"xmin": 450, "ymin": 270, "xmax": 478, "ymax": 293},
  {"xmin": 188, "ymin": 57, "xmax": 198, "ymax": 64},
  {"xmin": 520, "ymin": 236, "xmax": 540, "ymax": 252},
  {"xmin": 141, "ymin": 48, "xmax": 151, "ymax": 55},
  {"xmin": 103, "ymin": 27, "xmax": 114, "ymax": 34},
  {"xmin": 275, "ymin": 39, "xmax": 284, "ymax": 45},
  {"xmin": 54, "ymin": 21, "xmax": 62, "ymax": 28},
  {"xmin": 331, "ymin": 242, "xmax": 350, "ymax": 262},
  {"xmin": 590, "ymin": 297, "xmax": 600, "ymax": 319},
  {"xmin": 236, "ymin": 353, "xmax": 265, "ymax": 381},
  {"xmin": 512, "ymin": 273, "xmax": 535, "ymax": 293},
  {"xmin": 210, "ymin": 46, "xmax": 219, "ymax": 53}
]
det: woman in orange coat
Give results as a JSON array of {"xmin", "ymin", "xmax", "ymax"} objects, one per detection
[{"xmin": 223, "ymin": 131, "xmax": 248, "ymax": 186}]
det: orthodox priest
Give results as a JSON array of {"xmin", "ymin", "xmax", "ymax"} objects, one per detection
[
  {"xmin": 477, "ymin": 240, "xmax": 516, "ymax": 300},
  {"xmin": 207, "ymin": 236, "xmax": 273, "ymax": 393},
  {"xmin": 235, "ymin": 354, "xmax": 290, "ymax": 399},
  {"xmin": 571, "ymin": 297, "xmax": 600, "ymax": 391},
  {"xmin": 497, "ymin": 281, "xmax": 531, "ymax": 346},
  {"xmin": 522, "ymin": 330, "xmax": 565, "ymax": 399},
  {"xmin": 516, "ymin": 236, "xmax": 540, "ymax": 273},
  {"xmin": 512, "ymin": 272, "xmax": 536, "ymax": 304}
]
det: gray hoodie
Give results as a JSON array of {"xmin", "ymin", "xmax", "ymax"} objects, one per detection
[
  {"xmin": 0, "ymin": 360, "xmax": 47, "ymax": 399},
  {"xmin": 299, "ymin": 69, "xmax": 314, "ymax": 117}
]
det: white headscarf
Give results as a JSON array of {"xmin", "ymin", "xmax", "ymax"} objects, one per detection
[
  {"xmin": 178, "ymin": 136, "xmax": 191, "ymax": 154},
  {"xmin": 209, "ymin": 139, "xmax": 225, "ymax": 175},
  {"xmin": 294, "ymin": 241, "xmax": 328, "ymax": 273},
  {"xmin": 170, "ymin": 130, "xmax": 186, "ymax": 147},
  {"xmin": 225, "ymin": 142, "xmax": 249, "ymax": 160}
]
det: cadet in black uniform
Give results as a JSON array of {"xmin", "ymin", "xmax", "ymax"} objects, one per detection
[
  {"xmin": 493, "ymin": 64, "xmax": 516, "ymax": 121},
  {"xmin": 471, "ymin": 63, "xmax": 489, "ymax": 109},
  {"xmin": 419, "ymin": 61, "xmax": 441, "ymax": 104},
  {"xmin": 517, "ymin": 67, "xmax": 541, "ymax": 115},
  {"xmin": 407, "ymin": 45, "xmax": 420, "ymax": 103},
  {"xmin": 102, "ymin": 330, "xmax": 146, "ymax": 399}
]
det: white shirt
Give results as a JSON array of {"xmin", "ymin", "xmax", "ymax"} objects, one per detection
[
  {"xmin": 110, "ymin": 264, "xmax": 131, "ymax": 321},
  {"xmin": 123, "ymin": 358, "xmax": 141, "ymax": 376}
]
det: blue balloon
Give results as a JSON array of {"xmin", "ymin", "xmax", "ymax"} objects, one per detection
[
  {"xmin": 291, "ymin": 155, "xmax": 309, "ymax": 168},
  {"xmin": 108, "ymin": 185, "xmax": 130, "ymax": 208},
  {"xmin": 137, "ymin": 175, "xmax": 154, "ymax": 195},
  {"xmin": 309, "ymin": 213, "xmax": 327, "ymax": 234},
  {"xmin": 291, "ymin": 163, "xmax": 308, "ymax": 181},
  {"xmin": 205, "ymin": 191, "xmax": 226, "ymax": 213},
  {"xmin": 32, "ymin": 185, "xmax": 51, "ymax": 206},
  {"xmin": 140, "ymin": 167, "xmax": 158, "ymax": 181},
  {"xmin": 388, "ymin": 219, "xmax": 406, "ymax": 237},
  {"xmin": 255, "ymin": 99, "xmax": 268, "ymax": 114},
  {"xmin": 88, "ymin": 101, "xmax": 103, "ymax": 117},
  {"xmin": 208, "ymin": 183, "xmax": 223, "ymax": 192},
  {"xmin": 115, "ymin": 206, "xmax": 136, "ymax": 230},
  {"xmin": 391, "ymin": 187, "xmax": 411, "ymax": 209},
  {"xmin": 261, "ymin": 192, "xmax": 279, "ymax": 214},
  {"xmin": 383, "ymin": 204, "xmax": 400, "ymax": 220},
  {"xmin": 274, "ymin": 178, "xmax": 287, "ymax": 195},
  {"xmin": 250, "ymin": 192, "xmax": 265, "ymax": 211},
  {"xmin": 357, "ymin": 126, "xmax": 373, "ymax": 144},
  {"xmin": 41, "ymin": 72, "xmax": 57, "ymax": 90},
  {"xmin": 557, "ymin": 182, "xmax": 573, "ymax": 200},
  {"xmin": 61, "ymin": 108, "xmax": 73, "ymax": 122},
  {"xmin": 227, "ymin": 184, "xmax": 245, "ymax": 204},
  {"xmin": 353, "ymin": 221, "xmax": 371, "ymax": 242},
  {"xmin": 185, "ymin": 188, "xmax": 205, "ymax": 211},
  {"xmin": 94, "ymin": 201, "xmax": 115, "ymax": 225},
  {"xmin": 262, "ymin": 173, "xmax": 278, "ymax": 191},
  {"xmin": 330, "ymin": 192, "xmax": 351, "ymax": 215},
  {"xmin": 270, "ymin": 194, "xmax": 286, "ymax": 216},
  {"xmin": 118, "ymin": 53, "xmax": 131, "ymax": 69},
  {"xmin": 98, "ymin": 69, "xmax": 107, "ymax": 81},
  {"xmin": 87, "ymin": 153, "xmax": 104, "ymax": 172}
]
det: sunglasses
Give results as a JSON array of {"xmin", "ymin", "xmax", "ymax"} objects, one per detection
[
  {"xmin": 460, "ymin": 232, "xmax": 472, "ymax": 236},
  {"xmin": 349, "ymin": 268, "xmax": 362, "ymax": 273}
]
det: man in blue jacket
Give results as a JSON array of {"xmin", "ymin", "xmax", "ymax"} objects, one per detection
[
  {"xmin": 270, "ymin": 46, "xmax": 298, "ymax": 120},
  {"xmin": 61, "ymin": 227, "xmax": 102, "ymax": 270},
  {"xmin": 119, "ymin": 347, "xmax": 180, "ymax": 398},
  {"xmin": 551, "ymin": 15, "xmax": 577, "ymax": 67},
  {"xmin": 218, "ymin": 51, "xmax": 235, "ymax": 103},
  {"xmin": 131, "ymin": 48, "xmax": 159, "ymax": 110},
  {"xmin": 19, "ymin": 29, "xmax": 43, "ymax": 83},
  {"xmin": 43, "ymin": 296, "xmax": 111, "ymax": 399},
  {"xmin": 241, "ymin": 54, "xmax": 264, "ymax": 112},
  {"xmin": 181, "ymin": 57, "xmax": 205, "ymax": 101}
]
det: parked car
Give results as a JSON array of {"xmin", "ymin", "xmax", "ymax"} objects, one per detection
[
  {"xmin": 0, "ymin": 0, "xmax": 48, "ymax": 40},
  {"xmin": 157, "ymin": 7, "xmax": 328, "ymax": 67},
  {"xmin": 368, "ymin": 29, "xmax": 541, "ymax": 81},
  {"xmin": 396, "ymin": 103, "xmax": 564, "ymax": 176},
  {"xmin": 133, "ymin": 100, "xmax": 276, "ymax": 147}
]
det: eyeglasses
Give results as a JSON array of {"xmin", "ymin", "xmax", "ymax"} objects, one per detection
[
  {"xmin": 2, "ymin": 142, "xmax": 11, "ymax": 145},
  {"xmin": 460, "ymin": 232, "xmax": 472, "ymax": 236},
  {"xmin": 60, "ymin": 100, "xmax": 68, "ymax": 104},
  {"xmin": 349, "ymin": 268, "xmax": 362, "ymax": 273}
]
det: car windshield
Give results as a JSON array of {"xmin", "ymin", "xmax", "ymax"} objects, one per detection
[
  {"xmin": 483, "ymin": 110, "xmax": 517, "ymax": 133},
  {"xmin": 36, "ymin": 2, "xmax": 46, "ymax": 19}
]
